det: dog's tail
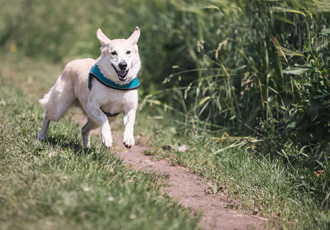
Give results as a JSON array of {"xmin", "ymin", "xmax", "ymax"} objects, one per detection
[{"xmin": 39, "ymin": 86, "xmax": 54, "ymax": 109}]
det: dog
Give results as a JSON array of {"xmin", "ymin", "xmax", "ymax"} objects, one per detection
[{"xmin": 37, "ymin": 27, "xmax": 141, "ymax": 149}]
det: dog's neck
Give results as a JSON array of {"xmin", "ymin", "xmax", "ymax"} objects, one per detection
[{"xmin": 88, "ymin": 63, "xmax": 140, "ymax": 91}]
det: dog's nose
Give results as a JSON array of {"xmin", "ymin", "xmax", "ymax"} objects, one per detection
[{"xmin": 118, "ymin": 61, "xmax": 127, "ymax": 70}]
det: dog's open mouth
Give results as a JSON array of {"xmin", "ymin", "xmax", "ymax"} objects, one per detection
[{"xmin": 111, "ymin": 64, "xmax": 129, "ymax": 82}]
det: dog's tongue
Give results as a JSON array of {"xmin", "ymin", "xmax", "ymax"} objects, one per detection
[{"xmin": 119, "ymin": 71, "xmax": 126, "ymax": 77}]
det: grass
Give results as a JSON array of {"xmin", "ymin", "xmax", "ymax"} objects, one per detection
[
  {"xmin": 0, "ymin": 52, "xmax": 200, "ymax": 230},
  {"xmin": 139, "ymin": 116, "xmax": 330, "ymax": 229}
]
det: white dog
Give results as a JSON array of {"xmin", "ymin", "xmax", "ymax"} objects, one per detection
[{"xmin": 38, "ymin": 27, "xmax": 141, "ymax": 149}]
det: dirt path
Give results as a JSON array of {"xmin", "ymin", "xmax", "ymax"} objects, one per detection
[{"xmin": 80, "ymin": 117, "xmax": 267, "ymax": 230}]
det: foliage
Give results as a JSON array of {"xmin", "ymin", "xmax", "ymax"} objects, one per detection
[{"xmin": 282, "ymin": 33, "xmax": 330, "ymax": 160}]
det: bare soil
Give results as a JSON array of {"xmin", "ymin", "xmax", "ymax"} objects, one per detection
[{"xmin": 79, "ymin": 116, "xmax": 268, "ymax": 230}]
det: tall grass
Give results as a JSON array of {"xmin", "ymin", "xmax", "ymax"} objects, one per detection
[{"xmin": 164, "ymin": 1, "xmax": 330, "ymax": 219}]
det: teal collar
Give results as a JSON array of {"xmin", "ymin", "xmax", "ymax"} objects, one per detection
[{"xmin": 88, "ymin": 64, "xmax": 140, "ymax": 91}]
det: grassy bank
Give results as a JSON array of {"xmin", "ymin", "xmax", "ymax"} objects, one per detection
[{"xmin": 0, "ymin": 53, "xmax": 200, "ymax": 230}]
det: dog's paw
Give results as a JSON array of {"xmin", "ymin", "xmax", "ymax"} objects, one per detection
[
  {"xmin": 123, "ymin": 135, "xmax": 135, "ymax": 148},
  {"xmin": 37, "ymin": 133, "xmax": 48, "ymax": 141},
  {"xmin": 102, "ymin": 136, "xmax": 113, "ymax": 149},
  {"xmin": 100, "ymin": 127, "xmax": 113, "ymax": 149},
  {"xmin": 82, "ymin": 135, "xmax": 90, "ymax": 148}
]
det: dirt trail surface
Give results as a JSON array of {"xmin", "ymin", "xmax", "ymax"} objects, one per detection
[{"xmin": 80, "ymin": 117, "xmax": 267, "ymax": 230}]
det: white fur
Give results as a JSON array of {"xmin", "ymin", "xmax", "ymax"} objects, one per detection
[{"xmin": 38, "ymin": 27, "xmax": 141, "ymax": 149}]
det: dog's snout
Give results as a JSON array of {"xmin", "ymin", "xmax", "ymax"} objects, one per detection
[{"xmin": 118, "ymin": 61, "xmax": 128, "ymax": 70}]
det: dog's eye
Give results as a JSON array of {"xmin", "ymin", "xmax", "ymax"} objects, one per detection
[
  {"xmin": 126, "ymin": 51, "xmax": 131, "ymax": 54},
  {"xmin": 111, "ymin": 51, "xmax": 117, "ymax": 56}
]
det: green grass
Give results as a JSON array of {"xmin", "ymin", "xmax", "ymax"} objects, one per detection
[
  {"xmin": 139, "ymin": 118, "xmax": 330, "ymax": 229},
  {"xmin": 0, "ymin": 53, "xmax": 200, "ymax": 230}
]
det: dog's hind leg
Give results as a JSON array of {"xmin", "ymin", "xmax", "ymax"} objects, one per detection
[
  {"xmin": 38, "ymin": 111, "xmax": 51, "ymax": 140},
  {"xmin": 40, "ymin": 73, "xmax": 77, "ymax": 121},
  {"xmin": 38, "ymin": 72, "xmax": 76, "ymax": 141},
  {"xmin": 81, "ymin": 118, "xmax": 99, "ymax": 148}
]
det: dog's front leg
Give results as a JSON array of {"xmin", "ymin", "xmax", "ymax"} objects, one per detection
[
  {"xmin": 122, "ymin": 109, "xmax": 136, "ymax": 148},
  {"xmin": 87, "ymin": 101, "xmax": 113, "ymax": 149},
  {"xmin": 123, "ymin": 111, "xmax": 135, "ymax": 148}
]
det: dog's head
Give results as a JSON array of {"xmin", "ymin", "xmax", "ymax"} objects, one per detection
[{"xmin": 96, "ymin": 27, "xmax": 141, "ymax": 84}]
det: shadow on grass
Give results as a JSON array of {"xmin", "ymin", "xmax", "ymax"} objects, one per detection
[
  {"xmin": 46, "ymin": 134, "xmax": 97, "ymax": 156},
  {"xmin": 39, "ymin": 133, "xmax": 125, "ymax": 173}
]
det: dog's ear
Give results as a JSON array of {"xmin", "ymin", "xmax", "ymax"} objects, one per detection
[
  {"xmin": 97, "ymin": 29, "xmax": 111, "ymax": 48},
  {"xmin": 127, "ymin": 27, "xmax": 140, "ymax": 45}
]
